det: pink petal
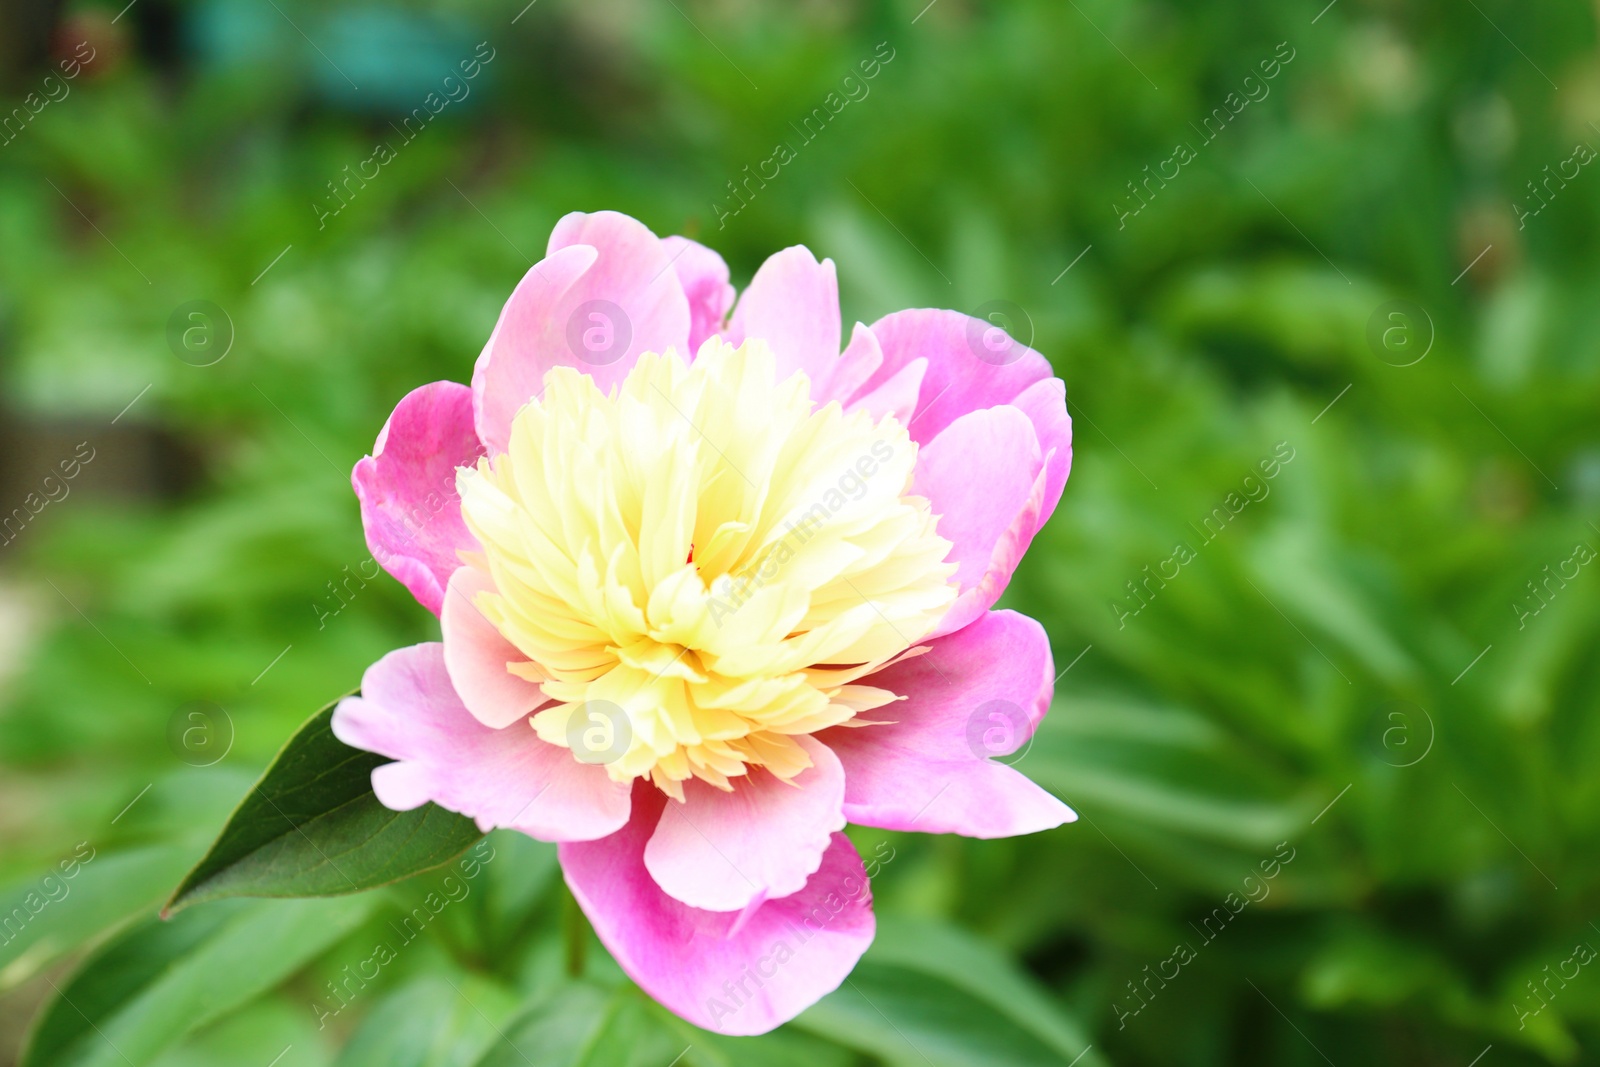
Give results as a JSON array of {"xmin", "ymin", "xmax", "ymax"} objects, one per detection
[
  {"xmin": 912, "ymin": 405, "xmax": 1048, "ymax": 638},
  {"xmin": 1009, "ymin": 377, "xmax": 1073, "ymax": 533},
  {"xmin": 472, "ymin": 211, "xmax": 692, "ymax": 453},
  {"xmin": 724, "ymin": 246, "xmax": 841, "ymax": 385},
  {"xmin": 441, "ymin": 567, "xmax": 548, "ymax": 729},
  {"xmin": 644, "ymin": 737, "xmax": 845, "ymax": 912},
  {"xmin": 845, "ymin": 356, "xmax": 925, "ymax": 426},
  {"xmin": 561, "ymin": 786, "xmax": 875, "ymax": 1035},
  {"xmin": 818, "ymin": 610, "xmax": 1074, "ymax": 838},
  {"xmin": 332, "ymin": 644, "xmax": 631, "ymax": 842},
  {"xmin": 352, "ymin": 381, "xmax": 484, "ymax": 616},
  {"xmin": 865, "ymin": 308, "xmax": 1054, "ymax": 446},
  {"xmin": 816, "ymin": 321, "xmax": 885, "ymax": 407},
  {"xmin": 661, "ymin": 235, "xmax": 736, "ymax": 353}
]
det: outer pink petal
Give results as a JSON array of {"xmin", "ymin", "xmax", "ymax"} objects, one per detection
[
  {"xmin": 818, "ymin": 610, "xmax": 1074, "ymax": 838},
  {"xmin": 472, "ymin": 211, "xmax": 692, "ymax": 453},
  {"xmin": 724, "ymin": 246, "xmax": 841, "ymax": 385},
  {"xmin": 470, "ymin": 244, "xmax": 595, "ymax": 455},
  {"xmin": 441, "ymin": 567, "xmax": 548, "ymax": 729},
  {"xmin": 332, "ymin": 643, "xmax": 631, "ymax": 842},
  {"xmin": 561, "ymin": 786, "xmax": 875, "ymax": 1036},
  {"xmin": 352, "ymin": 381, "xmax": 484, "ymax": 616},
  {"xmin": 661, "ymin": 235, "xmax": 736, "ymax": 353},
  {"xmin": 644, "ymin": 737, "xmax": 845, "ymax": 912},
  {"xmin": 912, "ymin": 405, "xmax": 1048, "ymax": 638},
  {"xmin": 816, "ymin": 321, "xmax": 884, "ymax": 407},
  {"xmin": 1009, "ymin": 377, "xmax": 1073, "ymax": 533},
  {"xmin": 846, "ymin": 356, "xmax": 925, "ymax": 426},
  {"xmin": 863, "ymin": 308, "xmax": 1053, "ymax": 446}
]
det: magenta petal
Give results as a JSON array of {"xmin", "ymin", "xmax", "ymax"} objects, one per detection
[
  {"xmin": 644, "ymin": 737, "xmax": 845, "ymax": 912},
  {"xmin": 472, "ymin": 211, "xmax": 692, "ymax": 453},
  {"xmin": 913, "ymin": 405, "xmax": 1047, "ymax": 637},
  {"xmin": 818, "ymin": 610, "xmax": 1074, "ymax": 838},
  {"xmin": 724, "ymin": 246, "xmax": 841, "ymax": 384},
  {"xmin": 661, "ymin": 235, "xmax": 736, "ymax": 353},
  {"xmin": 561, "ymin": 786, "xmax": 875, "ymax": 1035},
  {"xmin": 866, "ymin": 308, "xmax": 1053, "ymax": 445},
  {"xmin": 352, "ymin": 381, "xmax": 484, "ymax": 616},
  {"xmin": 441, "ymin": 567, "xmax": 548, "ymax": 729},
  {"xmin": 332, "ymin": 644, "xmax": 631, "ymax": 842}
]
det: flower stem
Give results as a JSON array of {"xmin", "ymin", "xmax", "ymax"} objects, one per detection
[{"xmin": 563, "ymin": 883, "xmax": 587, "ymax": 978}]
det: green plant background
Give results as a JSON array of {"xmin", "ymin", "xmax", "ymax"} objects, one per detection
[{"xmin": 1, "ymin": 0, "xmax": 1597, "ymax": 1063}]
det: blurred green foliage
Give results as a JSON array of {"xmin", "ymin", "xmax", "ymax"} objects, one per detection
[{"xmin": 2, "ymin": 0, "xmax": 1599, "ymax": 1063}]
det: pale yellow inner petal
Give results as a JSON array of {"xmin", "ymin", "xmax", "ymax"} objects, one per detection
[{"xmin": 457, "ymin": 338, "xmax": 957, "ymax": 799}]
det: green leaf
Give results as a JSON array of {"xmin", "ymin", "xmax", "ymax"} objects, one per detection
[
  {"xmin": 150, "ymin": 995, "xmax": 334, "ymax": 1067},
  {"xmin": 20, "ymin": 896, "xmax": 373, "ymax": 1067},
  {"xmin": 801, "ymin": 965, "xmax": 1069, "ymax": 1067},
  {"xmin": 335, "ymin": 975, "xmax": 521, "ymax": 1067},
  {"xmin": 470, "ymin": 984, "xmax": 687, "ymax": 1067},
  {"xmin": 796, "ymin": 917, "xmax": 1107, "ymax": 1067},
  {"xmin": 688, "ymin": 1024, "xmax": 857, "ymax": 1067},
  {"xmin": 868, "ymin": 917, "xmax": 1103, "ymax": 1064},
  {"xmin": 476, "ymin": 831, "xmax": 560, "ymax": 949},
  {"xmin": 1023, "ymin": 695, "xmax": 1300, "ymax": 849},
  {"xmin": 0, "ymin": 843, "xmax": 194, "ymax": 989},
  {"xmin": 468, "ymin": 984, "xmax": 610, "ymax": 1067},
  {"xmin": 164, "ymin": 702, "xmax": 483, "ymax": 914}
]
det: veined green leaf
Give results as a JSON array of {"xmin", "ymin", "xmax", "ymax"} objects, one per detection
[{"xmin": 164, "ymin": 702, "xmax": 483, "ymax": 914}]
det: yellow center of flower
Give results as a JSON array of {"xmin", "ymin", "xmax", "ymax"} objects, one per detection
[{"xmin": 456, "ymin": 339, "xmax": 957, "ymax": 799}]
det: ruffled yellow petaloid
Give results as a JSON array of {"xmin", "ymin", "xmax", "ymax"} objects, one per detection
[{"xmin": 457, "ymin": 338, "xmax": 956, "ymax": 799}]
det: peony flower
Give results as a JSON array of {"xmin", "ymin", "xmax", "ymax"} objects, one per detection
[{"xmin": 331, "ymin": 210, "xmax": 1075, "ymax": 1034}]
